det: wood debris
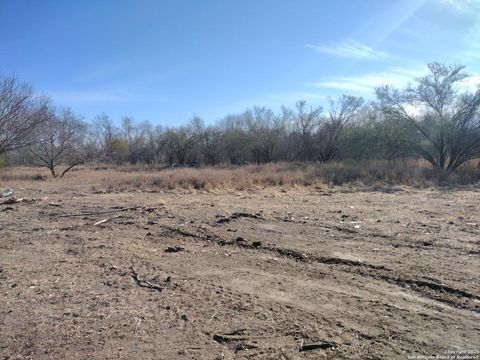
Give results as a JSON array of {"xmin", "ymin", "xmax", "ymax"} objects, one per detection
[{"xmin": 130, "ymin": 266, "xmax": 163, "ymax": 292}]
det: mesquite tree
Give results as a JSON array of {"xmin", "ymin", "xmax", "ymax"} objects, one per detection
[
  {"xmin": 376, "ymin": 63, "xmax": 480, "ymax": 171},
  {"xmin": 30, "ymin": 108, "xmax": 86, "ymax": 178},
  {"xmin": 316, "ymin": 95, "xmax": 364, "ymax": 163}
]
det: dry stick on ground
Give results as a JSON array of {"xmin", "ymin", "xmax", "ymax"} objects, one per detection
[
  {"xmin": 299, "ymin": 342, "xmax": 336, "ymax": 352},
  {"xmin": 1, "ymin": 198, "xmax": 36, "ymax": 205},
  {"xmin": 57, "ymin": 206, "xmax": 142, "ymax": 218},
  {"xmin": 93, "ymin": 214, "xmax": 122, "ymax": 226},
  {"xmin": 130, "ymin": 266, "xmax": 163, "ymax": 292}
]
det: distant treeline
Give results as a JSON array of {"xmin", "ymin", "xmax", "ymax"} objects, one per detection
[{"xmin": 1, "ymin": 63, "xmax": 479, "ymax": 177}]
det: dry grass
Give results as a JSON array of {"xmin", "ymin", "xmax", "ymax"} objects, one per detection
[{"xmin": 1, "ymin": 161, "xmax": 480, "ymax": 192}]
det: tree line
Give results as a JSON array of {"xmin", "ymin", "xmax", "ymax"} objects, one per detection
[{"xmin": 1, "ymin": 63, "xmax": 479, "ymax": 177}]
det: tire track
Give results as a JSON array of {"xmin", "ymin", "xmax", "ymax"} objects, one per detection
[{"xmin": 160, "ymin": 224, "xmax": 480, "ymax": 313}]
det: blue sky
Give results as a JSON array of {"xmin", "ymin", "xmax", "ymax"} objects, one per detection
[{"xmin": 1, "ymin": 0, "xmax": 479, "ymax": 125}]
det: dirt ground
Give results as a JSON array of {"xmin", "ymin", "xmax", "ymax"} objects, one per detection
[{"xmin": 1, "ymin": 182, "xmax": 479, "ymax": 359}]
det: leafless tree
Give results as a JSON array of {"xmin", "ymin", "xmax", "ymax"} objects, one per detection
[
  {"xmin": 121, "ymin": 116, "xmax": 135, "ymax": 143},
  {"xmin": 92, "ymin": 113, "xmax": 118, "ymax": 160},
  {"xmin": 218, "ymin": 114, "xmax": 250, "ymax": 165},
  {"xmin": 164, "ymin": 116, "xmax": 202, "ymax": 166},
  {"xmin": 0, "ymin": 74, "xmax": 49, "ymax": 154},
  {"xmin": 292, "ymin": 100, "xmax": 322, "ymax": 161},
  {"xmin": 30, "ymin": 108, "xmax": 86, "ymax": 178},
  {"xmin": 147, "ymin": 125, "xmax": 167, "ymax": 164},
  {"xmin": 316, "ymin": 95, "xmax": 364, "ymax": 162},
  {"xmin": 244, "ymin": 107, "xmax": 285, "ymax": 164},
  {"xmin": 376, "ymin": 63, "xmax": 480, "ymax": 171},
  {"xmin": 119, "ymin": 117, "xmax": 152, "ymax": 164},
  {"xmin": 201, "ymin": 126, "xmax": 224, "ymax": 165}
]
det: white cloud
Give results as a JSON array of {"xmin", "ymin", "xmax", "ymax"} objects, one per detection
[
  {"xmin": 313, "ymin": 65, "xmax": 480, "ymax": 96},
  {"xmin": 459, "ymin": 75, "xmax": 480, "ymax": 92},
  {"xmin": 460, "ymin": 75, "xmax": 480, "ymax": 85},
  {"xmin": 312, "ymin": 66, "xmax": 426, "ymax": 94},
  {"xmin": 306, "ymin": 40, "xmax": 393, "ymax": 60}
]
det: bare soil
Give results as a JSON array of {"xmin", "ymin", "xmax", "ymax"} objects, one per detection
[{"xmin": 1, "ymin": 184, "xmax": 479, "ymax": 359}]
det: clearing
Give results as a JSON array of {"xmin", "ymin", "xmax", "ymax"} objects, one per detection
[{"xmin": 1, "ymin": 182, "xmax": 479, "ymax": 359}]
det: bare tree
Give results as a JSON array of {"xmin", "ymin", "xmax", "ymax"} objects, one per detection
[
  {"xmin": 316, "ymin": 95, "xmax": 364, "ymax": 162},
  {"xmin": 0, "ymin": 74, "xmax": 49, "ymax": 154},
  {"xmin": 218, "ymin": 114, "xmax": 250, "ymax": 165},
  {"xmin": 292, "ymin": 100, "xmax": 322, "ymax": 161},
  {"xmin": 92, "ymin": 113, "xmax": 118, "ymax": 161},
  {"xmin": 164, "ymin": 117, "xmax": 202, "ymax": 166},
  {"xmin": 121, "ymin": 116, "xmax": 135, "ymax": 143},
  {"xmin": 201, "ymin": 126, "xmax": 224, "ymax": 165},
  {"xmin": 30, "ymin": 108, "xmax": 86, "ymax": 178},
  {"xmin": 147, "ymin": 125, "xmax": 167, "ymax": 164},
  {"xmin": 120, "ymin": 117, "xmax": 152, "ymax": 164},
  {"xmin": 376, "ymin": 63, "xmax": 480, "ymax": 171},
  {"xmin": 245, "ymin": 107, "xmax": 285, "ymax": 164}
]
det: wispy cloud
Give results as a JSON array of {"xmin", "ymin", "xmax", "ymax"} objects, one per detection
[
  {"xmin": 313, "ymin": 65, "xmax": 480, "ymax": 96},
  {"xmin": 436, "ymin": 0, "xmax": 480, "ymax": 13},
  {"xmin": 459, "ymin": 75, "xmax": 480, "ymax": 92},
  {"xmin": 306, "ymin": 40, "xmax": 393, "ymax": 60},
  {"xmin": 313, "ymin": 66, "xmax": 426, "ymax": 94}
]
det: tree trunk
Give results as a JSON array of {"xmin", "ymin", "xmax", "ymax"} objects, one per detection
[{"xmin": 49, "ymin": 165, "xmax": 57, "ymax": 178}]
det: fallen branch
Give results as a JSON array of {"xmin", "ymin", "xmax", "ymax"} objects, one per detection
[
  {"xmin": 58, "ymin": 206, "xmax": 141, "ymax": 218},
  {"xmin": 164, "ymin": 246, "xmax": 185, "ymax": 253},
  {"xmin": 299, "ymin": 341, "xmax": 336, "ymax": 352},
  {"xmin": 1, "ymin": 197, "xmax": 37, "ymax": 205},
  {"xmin": 212, "ymin": 333, "xmax": 259, "ymax": 352},
  {"xmin": 130, "ymin": 266, "xmax": 163, "ymax": 292},
  {"xmin": 94, "ymin": 214, "xmax": 122, "ymax": 226}
]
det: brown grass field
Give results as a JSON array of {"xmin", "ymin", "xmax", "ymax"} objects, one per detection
[{"xmin": 0, "ymin": 165, "xmax": 479, "ymax": 359}]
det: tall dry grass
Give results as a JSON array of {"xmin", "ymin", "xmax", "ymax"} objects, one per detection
[{"xmin": 1, "ymin": 161, "xmax": 479, "ymax": 192}]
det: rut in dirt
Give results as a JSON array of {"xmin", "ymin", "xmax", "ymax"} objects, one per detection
[{"xmin": 160, "ymin": 224, "xmax": 480, "ymax": 313}]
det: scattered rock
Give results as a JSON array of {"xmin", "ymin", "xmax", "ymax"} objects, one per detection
[
  {"xmin": 217, "ymin": 212, "xmax": 262, "ymax": 224},
  {"xmin": 0, "ymin": 189, "xmax": 14, "ymax": 198},
  {"xmin": 63, "ymin": 311, "xmax": 81, "ymax": 317},
  {"xmin": 216, "ymin": 217, "xmax": 231, "ymax": 224}
]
